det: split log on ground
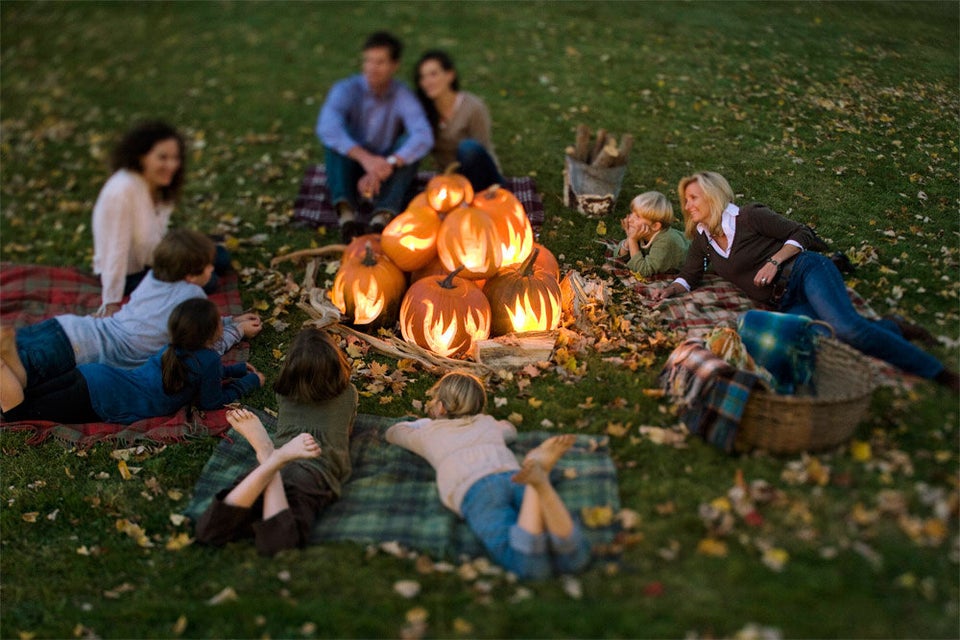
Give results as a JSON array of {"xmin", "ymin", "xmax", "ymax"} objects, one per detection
[
  {"xmin": 589, "ymin": 128, "xmax": 608, "ymax": 164},
  {"xmin": 270, "ymin": 244, "xmax": 347, "ymax": 268},
  {"xmin": 475, "ymin": 330, "xmax": 558, "ymax": 369},
  {"xmin": 617, "ymin": 134, "xmax": 634, "ymax": 166},
  {"xmin": 574, "ymin": 124, "xmax": 592, "ymax": 162}
]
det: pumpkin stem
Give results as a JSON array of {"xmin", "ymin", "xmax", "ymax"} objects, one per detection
[
  {"xmin": 439, "ymin": 266, "xmax": 465, "ymax": 289},
  {"xmin": 362, "ymin": 242, "xmax": 378, "ymax": 266},
  {"xmin": 443, "ymin": 162, "xmax": 462, "ymax": 176},
  {"xmin": 481, "ymin": 184, "xmax": 502, "ymax": 200},
  {"xmin": 519, "ymin": 247, "xmax": 541, "ymax": 276}
]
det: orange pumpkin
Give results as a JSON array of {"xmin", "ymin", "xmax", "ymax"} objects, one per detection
[
  {"xmin": 531, "ymin": 243, "xmax": 560, "ymax": 280},
  {"xmin": 400, "ymin": 267, "xmax": 491, "ymax": 358},
  {"xmin": 330, "ymin": 242, "xmax": 407, "ymax": 328},
  {"xmin": 342, "ymin": 234, "xmax": 384, "ymax": 262},
  {"xmin": 472, "ymin": 184, "xmax": 534, "ymax": 268},
  {"xmin": 409, "ymin": 254, "xmax": 450, "ymax": 283},
  {"xmin": 436, "ymin": 205, "xmax": 502, "ymax": 280},
  {"xmin": 425, "ymin": 164, "xmax": 474, "ymax": 213},
  {"xmin": 380, "ymin": 205, "xmax": 442, "ymax": 272},
  {"xmin": 406, "ymin": 191, "xmax": 431, "ymax": 211},
  {"xmin": 483, "ymin": 247, "xmax": 562, "ymax": 336}
]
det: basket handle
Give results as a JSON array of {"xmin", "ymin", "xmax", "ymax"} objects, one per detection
[{"xmin": 810, "ymin": 320, "xmax": 836, "ymax": 338}]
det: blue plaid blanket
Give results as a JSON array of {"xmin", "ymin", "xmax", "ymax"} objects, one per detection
[{"xmin": 184, "ymin": 412, "xmax": 620, "ymax": 559}]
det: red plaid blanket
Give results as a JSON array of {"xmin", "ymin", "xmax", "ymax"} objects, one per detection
[
  {"xmin": 293, "ymin": 164, "xmax": 545, "ymax": 229},
  {"xmin": 0, "ymin": 263, "xmax": 247, "ymax": 447}
]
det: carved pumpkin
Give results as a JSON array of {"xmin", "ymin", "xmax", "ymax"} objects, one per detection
[
  {"xmin": 436, "ymin": 205, "xmax": 502, "ymax": 280},
  {"xmin": 409, "ymin": 254, "xmax": 450, "ymax": 283},
  {"xmin": 472, "ymin": 184, "xmax": 534, "ymax": 268},
  {"xmin": 400, "ymin": 267, "xmax": 491, "ymax": 358},
  {"xmin": 380, "ymin": 205, "xmax": 442, "ymax": 272},
  {"xmin": 483, "ymin": 247, "xmax": 562, "ymax": 336},
  {"xmin": 342, "ymin": 234, "xmax": 384, "ymax": 262},
  {"xmin": 531, "ymin": 242, "xmax": 560, "ymax": 280},
  {"xmin": 330, "ymin": 243, "xmax": 407, "ymax": 328},
  {"xmin": 425, "ymin": 164, "xmax": 474, "ymax": 214}
]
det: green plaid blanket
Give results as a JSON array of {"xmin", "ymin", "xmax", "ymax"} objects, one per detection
[{"xmin": 184, "ymin": 412, "xmax": 621, "ymax": 559}]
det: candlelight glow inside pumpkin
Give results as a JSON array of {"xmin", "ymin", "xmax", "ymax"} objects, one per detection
[
  {"xmin": 473, "ymin": 185, "xmax": 534, "ymax": 267},
  {"xmin": 380, "ymin": 205, "xmax": 441, "ymax": 271},
  {"xmin": 400, "ymin": 268, "xmax": 491, "ymax": 358},
  {"xmin": 330, "ymin": 243, "xmax": 406, "ymax": 328},
  {"xmin": 436, "ymin": 206, "xmax": 501, "ymax": 279},
  {"xmin": 483, "ymin": 247, "xmax": 562, "ymax": 336}
]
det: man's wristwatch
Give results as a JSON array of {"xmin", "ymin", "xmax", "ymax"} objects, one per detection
[{"xmin": 386, "ymin": 155, "xmax": 398, "ymax": 167}]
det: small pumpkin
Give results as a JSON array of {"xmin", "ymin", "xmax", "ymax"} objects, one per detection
[
  {"xmin": 342, "ymin": 233, "xmax": 384, "ymax": 263},
  {"xmin": 380, "ymin": 205, "xmax": 442, "ymax": 272},
  {"xmin": 531, "ymin": 242, "xmax": 561, "ymax": 280},
  {"xmin": 400, "ymin": 267, "xmax": 491, "ymax": 358},
  {"xmin": 409, "ymin": 254, "xmax": 450, "ymax": 283},
  {"xmin": 425, "ymin": 164, "xmax": 474, "ymax": 213},
  {"xmin": 483, "ymin": 247, "xmax": 562, "ymax": 336},
  {"xmin": 330, "ymin": 242, "xmax": 407, "ymax": 328},
  {"xmin": 436, "ymin": 205, "xmax": 502, "ymax": 280},
  {"xmin": 472, "ymin": 184, "xmax": 534, "ymax": 268}
]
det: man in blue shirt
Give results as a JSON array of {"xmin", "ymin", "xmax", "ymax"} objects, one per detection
[{"xmin": 317, "ymin": 31, "xmax": 434, "ymax": 242}]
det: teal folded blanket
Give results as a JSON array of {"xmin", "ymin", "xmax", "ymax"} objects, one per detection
[{"xmin": 184, "ymin": 412, "xmax": 621, "ymax": 559}]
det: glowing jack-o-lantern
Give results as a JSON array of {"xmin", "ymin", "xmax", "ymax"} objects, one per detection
[
  {"xmin": 330, "ymin": 243, "xmax": 407, "ymax": 328},
  {"xmin": 436, "ymin": 206, "xmax": 502, "ymax": 280},
  {"xmin": 400, "ymin": 267, "xmax": 491, "ymax": 358},
  {"xmin": 483, "ymin": 247, "xmax": 562, "ymax": 336},
  {"xmin": 381, "ymin": 205, "xmax": 442, "ymax": 272},
  {"xmin": 472, "ymin": 184, "xmax": 534, "ymax": 268},
  {"xmin": 425, "ymin": 164, "xmax": 474, "ymax": 213}
]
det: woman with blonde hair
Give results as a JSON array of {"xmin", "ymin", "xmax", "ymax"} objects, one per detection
[{"xmin": 651, "ymin": 171, "xmax": 957, "ymax": 391}]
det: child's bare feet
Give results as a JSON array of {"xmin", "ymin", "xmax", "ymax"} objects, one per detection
[
  {"xmin": 523, "ymin": 434, "xmax": 575, "ymax": 473},
  {"xmin": 234, "ymin": 313, "xmax": 263, "ymax": 339},
  {"xmin": 270, "ymin": 433, "xmax": 322, "ymax": 465},
  {"xmin": 512, "ymin": 458, "xmax": 549, "ymax": 487},
  {"xmin": 0, "ymin": 326, "xmax": 27, "ymax": 387},
  {"xmin": 226, "ymin": 407, "xmax": 275, "ymax": 462}
]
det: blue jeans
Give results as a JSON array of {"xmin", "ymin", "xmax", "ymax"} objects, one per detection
[
  {"xmin": 456, "ymin": 139, "xmax": 504, "ymax": 191},
  {"xmin": 324, "ymin": 145, "xmax": 419, "ymax": 216},
  {"xmin": 460, "ymin": 471, "xmax": 590, "ymax": 580},
  {"xmin": 778, "ymin": 252, "xmax": 943, "ymax": 379},
  {"xmin": 15, "ymin": 319, "xmax": 77, "ymax": 388}
]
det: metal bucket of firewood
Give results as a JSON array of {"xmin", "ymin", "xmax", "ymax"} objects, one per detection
[{"xmin": 563, "ymin": 125, "xmax": 631, "ymax": 218}]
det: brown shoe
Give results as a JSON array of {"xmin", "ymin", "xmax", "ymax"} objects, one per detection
[
  {"xmin": 884, "ymin": 314, "xmax": 937, "ymax": 347},
  {"xmin": 934, "ymin": 369, "xmax": 960, "ymax": 394}
]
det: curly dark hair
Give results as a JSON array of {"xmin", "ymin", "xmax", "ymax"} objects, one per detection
[
  {"xmin": 110, "ymin": 120, "xmax": 186, "ymax": 203},
  {"xmin": 414, "ymin": 49, "xmax": 461, "ymax": 131}
]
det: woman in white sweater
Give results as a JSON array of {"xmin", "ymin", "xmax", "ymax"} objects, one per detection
[{"xmin": 92, "ymin": 121, "xmax": 186, "ymax": 316}]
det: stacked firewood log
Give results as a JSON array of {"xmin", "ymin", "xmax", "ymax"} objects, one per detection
[{"xmin": 565, "ymin": 124, "xmax": 633, "ymax": 168}]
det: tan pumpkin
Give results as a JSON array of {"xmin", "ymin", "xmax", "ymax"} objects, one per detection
[
  {"xmin": 380, "ymin": 205, "xmax": 442, "ymax": 272},
  {"xmin": 425, "ymin": 164, "xmax": 474, "ymax": 213},
  {"xmin": 330, "ymin": 242, "xmax": 407, "ymax": 328},
  {"xmin": 472, "ymin": 184, "xmax": 534, "ymax": 268},
  {"xmin": 436, "ymin": 205, "xmax": 502, "ymax": 280},
  {"xmin": 483, "ymin": 247, "xmax": 562, "ymax": 336},
  {"xmin": 400, "ymin": 267, "xmax": 491, "ymax": 358}
]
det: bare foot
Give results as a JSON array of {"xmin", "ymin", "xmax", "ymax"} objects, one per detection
[
  {"xmin": 0, "ymin": 326, "xmax": 27, "ymax": 387},
  {"xmin": 233, "ymin": 314, "xmax": 263, "ymax": 339},
  {"xmin": 512, "ymin": 458, "xmax": 549, "ymax": 487},
  {"xmin": 523, "ymin": 434, "xmax": 576, "ymax": 474},
  {"xmin": 0, "ymin": 360, "xmax": 25, "ymax": 413},
  {"xmin": 270, "ymin": 433, "xmax": 322, "ymax": 465},
  {"xmin": 226, "ymin": 407, "xmax": 275, "ymax": 462}
]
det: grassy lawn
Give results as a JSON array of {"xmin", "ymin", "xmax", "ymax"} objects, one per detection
[{"xmin": 1, "ymin": 1, "xmax": 958, "ymax": 638}]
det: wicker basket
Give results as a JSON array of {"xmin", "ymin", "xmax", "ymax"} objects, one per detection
[{"xmin": 735, "ymin": 337, "xmax": 877, "ymax": 454}]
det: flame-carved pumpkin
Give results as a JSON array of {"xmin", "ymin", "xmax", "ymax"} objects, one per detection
[
  {"xmin": 425, "ymin": 164, "xmax": 474, "ymax": 213},
  {"xmin": 436, "ymin": 205, "xmax": 502, "ymax": 280},
  {"xmin": 330, "ymin": 243, "xmax": 407, "ymax": 328},
  {"xmin": 380, "ymin": 205, "xmax": 442, "ymax": 272},
  {"xmin": 342, "ymin": 233, "xmax": 384, "ymax": 263},
  {"xmin": 483, "ymin": 247, "xmax": 562, "ymax": 336},
  {"xmin": 472, "ymin": 184, "xmax": 534, "ymax": 268},
  {"xmin": 400, "ymin": 267, "xmax": 491, "ymax": 358}
]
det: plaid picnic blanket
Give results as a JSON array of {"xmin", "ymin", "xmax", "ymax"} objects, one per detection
[
  {"xmin": 0, "ymin": 263, "xmax": 247, "ymax": 446},
  {"xmin": 292, "ymin": 164, "xmax": 546, "ymax": 229},
  {"xmin": 184, "ymin": 411, "xmax": 621, "ymax": 560}
]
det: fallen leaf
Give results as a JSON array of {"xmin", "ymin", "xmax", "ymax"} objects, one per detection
[
  {"xmin": 21, "ymin": 512, "xmax": 39, "ymax": 523},
  {"xmin": 172, "ymin": 615, "xmax": 188, "ymax": 636},
  {"xmin": 696, "ymin": 538, "xmax": 728, "ymax": 557},
  {"xmin": 394, "ymin": 580, "xmax": 421, "ymax": 599},
  {"xmin": 761, "ymin": 547, "xmax": 789, "ymax": 572},
  {"xmin": 581, "ymin": 505, "xmax": 614, "ymax": 528},
  {"xmin": 561, "ymin": 575, "xmax": 583, "ymax": 599},
  {"xmin": 206, "ymin": 586, "xmax": 238, "ymax": 606}
]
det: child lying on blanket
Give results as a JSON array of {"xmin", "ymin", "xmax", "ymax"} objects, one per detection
[
  {"xmin": 0, "ymin": 229, "xmax": 262, "ymax": 412},
  {"xmin": 616, "ymin": 191, "xmax": 689, "ymax": 277},
  {"xmin": 386, "ymin": 371, "xmax": 590, "ymax": 580},
  {"xmin": 2, "ymin": 299, "xmax": 263, "ymax": 424},
  {"xmin": 195, "ymin": 328, "xmax": 358, "ymax": 556}
]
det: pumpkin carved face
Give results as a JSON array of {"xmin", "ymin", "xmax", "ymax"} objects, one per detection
[
  {"xmin": 425, "ymin": 165, "xmax": 474, "ymax": 213},
  {"xmin": 400, "ymin": 268, "xmax": 491, "ymax": 358},
  {"xmin": 483, "ymin": 247, "xmax": 562, "ymax": 336},
  {"xmin": 381, "ymin": 205, "xmax": 441, "ymax": 272},
  {"xmin": 436, "ymin": 206, "xmax": 502, "ymax": 280},
  {"xmin": 472, "ymin": 185, "xmax": 534, "ymax": 268},
  {"xmin": 330, "ymin": 243, "xmax": 407, "ymax": 328}
]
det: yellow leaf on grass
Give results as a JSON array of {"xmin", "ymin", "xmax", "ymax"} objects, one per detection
[
  {"xmin": 527, "ymin": 397, "xmax": 543, "ymax": 409},
  {"xmin": 596, "ymin": 220, "xmax": 607, "ymax": 236},
  {"xmin": 606, "ymin": 422, "xmax": 630, "ymax": 437},
  {"xmin": 850, "ymin": 440, "xmax": 872, "ymax": 462},
  {"xmin": 696, "ymin": 538, "xmax": 728, "ymax": 557},
  {"xmin": 453, "ymin": 618, "xmax": 474, "ymax": 635},
  {"xmin": 206, "ymin": 586, "xmax": 238, "ymax": 606},
  {"xmin": 21, "ymin": 512, "xmax": 39, "ymax": 523},
  {"xmin": 172, "ymin": 615, "xmax": 188, "ymax": 636},
  {"xmin": 581, "ymin": 505, "xmax": 614, "ymax": 528},
  {"xmin": 761, "ymin": 547, "xmax": 790, "ymax": 572},
  {"xmin": 508, "ymin": 412, "xmax": 524, "ymax": 426},
  {"xmin": 165, "ymin": 532, "xmax": 194, "ymax": 551}
]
